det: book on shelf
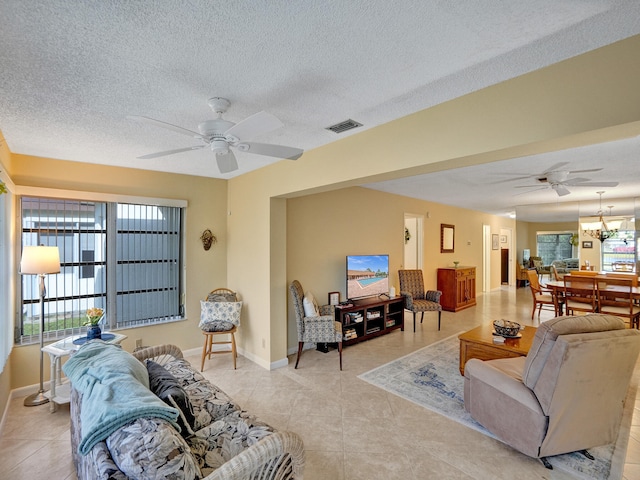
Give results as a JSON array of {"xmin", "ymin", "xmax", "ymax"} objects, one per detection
[
  {"xmin": 385, "ymin": 319, "xmax": 395, "ymax": 328},
  {"xmin": 366, "ymin": 311, "xmax": 381, "ymax": 319},
  {"xmin": 366, "ymin": 326, "xmax": 381, "ymax": 335}
]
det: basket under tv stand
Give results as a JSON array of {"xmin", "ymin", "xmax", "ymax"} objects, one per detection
[{"xmin": 335, "ymin": 295, "xmax": 404, "ymax": 346}]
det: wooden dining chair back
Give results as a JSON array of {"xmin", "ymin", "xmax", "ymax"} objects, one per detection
[
  {"xmin": 563, "ymin": 276, "xmax": 598, "ymax": 315},
  {"xmin": 526, "ymin": 269, "xmax": 558, "ymax": 319},
  {"xmin": 550, "ymin": 264, "xmax": 563, "ymax": 281},
  {"xmin": 568, "ymin": 270, "xmax": 599, "ymax": 277},
  {"xmin": 604, "ymin": 272, "xmax": 638, "ymax": 287},
  {"xmin": 597, "ymin": 278, "xmax": 640, "ymax": 328}
]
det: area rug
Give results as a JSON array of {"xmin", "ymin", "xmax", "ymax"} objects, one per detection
[{"xmin": 358, "ymin": 333, "xmax": 636, "ymax": 480}]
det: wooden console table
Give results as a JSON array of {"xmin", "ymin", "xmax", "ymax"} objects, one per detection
[
  {"xmin": 458, "ymin": 324, "xmax": 536, "ymax": 375},
  {"xmin": 437, "ymin": 266, "xmax": 476, "ymax": 312},
  {"xmin": 335, "ymin": 296, "xmax": 404, "ymax": 346}
]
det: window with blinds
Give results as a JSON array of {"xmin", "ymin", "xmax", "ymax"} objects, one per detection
[{"xmin": 19, "ymin": 197, "xmax": 184, "ymax": 344}]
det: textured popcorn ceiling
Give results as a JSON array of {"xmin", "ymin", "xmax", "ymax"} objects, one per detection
[{"xmin": 1, "ymin": 1, "xmax": 639, "ymax": 220}]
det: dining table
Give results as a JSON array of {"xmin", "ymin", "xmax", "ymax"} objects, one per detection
[{"xmin": 544, "ymin": 277, "xmax": 640, "ymax": 316}]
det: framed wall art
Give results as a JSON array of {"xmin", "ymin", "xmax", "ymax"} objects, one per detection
[{"xmin": 492, "ymin": 234, "xmax": 499, "ymax": 250}]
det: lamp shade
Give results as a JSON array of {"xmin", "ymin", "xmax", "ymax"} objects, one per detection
[{"xmin": 20, "ymin": 246, "xmax": 61, "ymax": 275}]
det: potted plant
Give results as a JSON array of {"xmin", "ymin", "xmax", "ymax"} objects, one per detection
[{"xmin": 84, "ymin": 307, "xmax": 104, "ymax": 340}]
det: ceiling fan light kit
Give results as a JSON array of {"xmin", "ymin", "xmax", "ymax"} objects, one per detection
[{"xmin": 129, "ymin": 97, "xmax": 303, "ymax": 174}]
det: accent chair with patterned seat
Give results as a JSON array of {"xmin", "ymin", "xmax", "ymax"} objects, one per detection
[
  {"xmin": 398, "ymin": 269, "xmax": 442, "ymax": 332},
  {"xmin": 199, "ymin": 288, "xmax": 242, "ymax": 371},
  {"xmin": 289, "ymin": 280, "xmax": 343, "ymax": 370}
]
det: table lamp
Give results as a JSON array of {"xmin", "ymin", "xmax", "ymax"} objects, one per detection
[{"xmin": 20, "ymin": 245, "xmax": 60, "ymax": 407}]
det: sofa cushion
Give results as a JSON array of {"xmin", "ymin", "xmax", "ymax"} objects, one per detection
[
  {"xmin": 147, "ymin": 360, "xmax": 197, "ymax": 438},
  {"xmin": 106, "ymin": 417, "xmax": 201, "ymax": 480},
  {"xmin": 564, "ymin": 258, "xmax": 579, "ymax": 269},
  {"xmin": 187, "ymin": 410, "xmax": 276, "ymax": 477},
  {"xmin": 160, "ymin": 358, "xmax": 241, "ymax": 429}
]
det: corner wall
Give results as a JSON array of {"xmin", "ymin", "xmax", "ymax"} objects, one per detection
[{"xmin": 7, "ymin": 154, "xmax": 228, "ymax": 390}]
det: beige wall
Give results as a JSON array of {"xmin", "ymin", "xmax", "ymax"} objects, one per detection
[
  {"xmin": 286, "ymin": 187, "xmax": 514, "ymax": 351},
  {"xmin": 5, "ymin": 154, "xmax": 228, "ymax": 391}
]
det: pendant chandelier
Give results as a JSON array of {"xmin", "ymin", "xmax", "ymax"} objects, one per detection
[{"xmin": 580, "ymin": 191, "xmax": 622, "ymax": 242}]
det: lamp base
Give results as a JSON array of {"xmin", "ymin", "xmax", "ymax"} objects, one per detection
[{"xmin": 23, "ymin": 390, "xmax": 49, "ymax": 407}]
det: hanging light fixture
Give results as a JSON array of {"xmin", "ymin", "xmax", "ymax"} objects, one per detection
[{"xmin": 580, "ymin": 191, "xmax": 622, "ymax": 243}]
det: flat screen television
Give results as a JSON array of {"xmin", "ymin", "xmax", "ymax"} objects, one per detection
[{"xmin": 346, "ymin": 254, "xmax": 389, "ymax": 300}]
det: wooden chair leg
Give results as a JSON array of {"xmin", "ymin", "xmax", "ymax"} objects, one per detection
[
  {"xmin": 200, "ymin": 333, "xmax": 211, "ymax": 372},
  {"xmin": 295, "ymin": 341, "xmax": 303, "ymax": 369},
  {"xmin": 420, "ymin": 312, "xmax": 424, "ymax": 324},
  {"xmin": 338, "ymin": 341, "xmax": 343, "ymax": 371},
  {"xmin": 437, "ymin": 310, "xmax": 441, "ymax": 330},
  {"xmin": 231, "ymin": 331, "xmax": 237, "ymax": 370},
  {"xmin": 413, "ymin": 312, "xmax": 417, "ymax": 332}
]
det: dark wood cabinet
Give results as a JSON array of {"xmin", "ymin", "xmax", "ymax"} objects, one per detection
[
  {"xmin": 335, "ymin": 296, "xmax": 404, "ymax": 345},
  {"xmin": 437, "ymin": 267, "xmax": 476, "ymax": 312}
]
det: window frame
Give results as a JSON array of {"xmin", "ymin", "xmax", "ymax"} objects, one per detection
[{"xmin": 16, "ymin": 186, "xmax": 187, "ymax": 345}]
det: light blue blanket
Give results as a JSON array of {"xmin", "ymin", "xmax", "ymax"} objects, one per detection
[{"xmin": 62, "ymin": 341, "xmax": 179, "ymax": 455}]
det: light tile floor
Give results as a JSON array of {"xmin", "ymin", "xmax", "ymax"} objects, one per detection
[{"xmin": 1, "ymin": 286, "xmax": 639, "ymax": 479}]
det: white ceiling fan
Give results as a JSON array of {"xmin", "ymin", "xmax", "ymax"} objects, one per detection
[
  {"xmin": 504, "ymin": 162, "xmax": 619, "ymax": 196},
  {"xmin": 128, "ymin": 97, "xmax": 303, "ymax": 174}
]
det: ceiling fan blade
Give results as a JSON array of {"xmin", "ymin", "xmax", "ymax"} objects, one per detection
[
  {"xmin": 568, "ymin": 168, "xmax": 602, "ymax": 174},
  {"xmin": 552, "ymin": 185, "xmax": 571, "ymax": 196},
  {"xmin": 240, "ymin": 142, "xmax": 303, "ymax": 160},
  {"xmin": 128, "ymin": 115, "xmax": 202, "ymax": 138},
  {"xmin": 569, "ymin": 181, "xmax": 619, "ymax": 187},
  {"xmin": 137, "ymin": 145, "xmax": 204, "ymax": 159},
  {"xmin": 513, "ymin": 186, "xmax": 548, "ymax": 196},
  {"xmin": 216, "ymin": 151, "xmax": 239, "ymax": 174},
  {"xmin": 224, "ymin": 111, "xmax": 283, "ymax": 142},
  {"xmin": 562, "ymin": 177, "xmax": 591, "ymax": 185},
  {"xmin": 543, "ymin": 162, "xmax": 570, "ymax": 172},
  {"xmin": 487, "ymin": 175, "xmax": 534, "ymax": 184}
]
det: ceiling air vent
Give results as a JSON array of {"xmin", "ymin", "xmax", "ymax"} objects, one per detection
[{"xmin": 325, "ymin": 119, "xmax": 363, "ymax": 134}]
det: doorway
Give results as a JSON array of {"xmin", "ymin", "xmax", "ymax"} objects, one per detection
[{"xmin": 404, "ymin": 214, "xmax": 423, "ymax": 270}]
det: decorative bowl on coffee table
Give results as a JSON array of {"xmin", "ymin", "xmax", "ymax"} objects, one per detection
[{"xmin": 493, "ymin": 319, "xmax": 521, "ymax": 337}]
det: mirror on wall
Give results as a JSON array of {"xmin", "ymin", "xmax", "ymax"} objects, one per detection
[{"xmin": 441, "ymin": 224, "xmax": 455, "ymax": 253}]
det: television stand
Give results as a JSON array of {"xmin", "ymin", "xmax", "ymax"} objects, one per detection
[{"xmin": 335, "ymin": 296, "xmax": 404, "ymax": 346}]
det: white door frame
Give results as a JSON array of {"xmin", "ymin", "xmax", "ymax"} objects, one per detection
[
  {"xmin": 483, "ymin": 224, "xmax": 491, "ymax": 292},
  {"xmin": 404, "ymin": 213, "xmax": 424, "ymax": 270}
]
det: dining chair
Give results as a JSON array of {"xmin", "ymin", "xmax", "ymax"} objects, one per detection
[
  {"xmin": 597, "ymin": 278, "xmax": 640, "ymax": 328},
  {"xmin": 550, "ymin": 264, "xmax": 564, "ymax": 281},
  {"xmin": 563, "ymin": 276, "xmax": 598, "ymax": 315},
  {"xmin": 526, "ymin": 269, "xmax": 558, "ymax": 319}
]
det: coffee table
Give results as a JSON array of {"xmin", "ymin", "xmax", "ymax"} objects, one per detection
[{"xmin": 458, "ymin": 323, "xmax": 537, "ymax": 375}]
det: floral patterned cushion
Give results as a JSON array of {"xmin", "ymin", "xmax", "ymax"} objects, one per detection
[
  {"xmin": 106, "ymin": 417, "xmax": 201, "ymax": 480},
  {"xmin": 199, "ymin": 300, "xmax": 242, "ymax": 332},
  {"xmin": 161, "ymin": 359, "xmax": 241, "ymax": 429},
  {"xmin": 187, "ymin": 410, "xmax": 276, "ymax": 477}
]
